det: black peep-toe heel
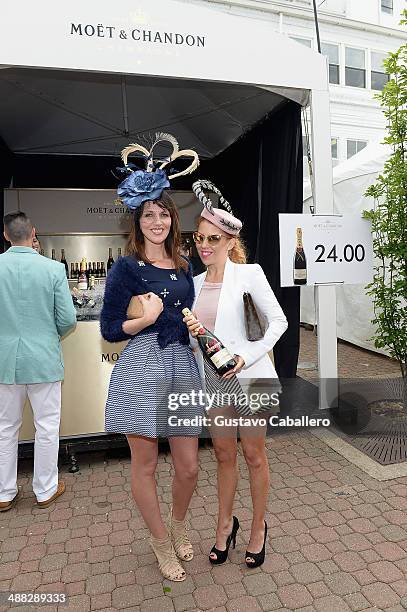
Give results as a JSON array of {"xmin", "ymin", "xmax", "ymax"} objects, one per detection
[
  {"xmin": 209, "ymin": 516, "xmax": 240, "ymax": 565},
  {"xmin": 245, "ymin": 521, "xmax": 268, "ymax": 568}
]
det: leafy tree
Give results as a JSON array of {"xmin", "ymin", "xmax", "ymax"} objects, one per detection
[{"xmin": 363, "ymin": 11, "xmax": 407, "ymax": 380}]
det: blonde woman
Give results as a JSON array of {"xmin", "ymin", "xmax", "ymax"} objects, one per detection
[{"xmin": 184, "ymin": 180, "xmax": 288, "ymax": 568}]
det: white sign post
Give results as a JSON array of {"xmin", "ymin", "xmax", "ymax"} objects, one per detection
[
  {"xmin": 279, "ymin": 214, "xmax": 373, "ymax": 287},
  {"xmin": 279, "ymin": 212, "xmax": 373, "ymax": 411}
]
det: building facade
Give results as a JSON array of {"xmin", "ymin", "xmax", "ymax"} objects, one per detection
[{"xmin": 191, "ymin": 0, "xmax": 407, "ymax": 166}]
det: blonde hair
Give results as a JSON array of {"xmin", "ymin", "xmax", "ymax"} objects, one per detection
[
  {"xmin": 229, "ymin": 236, "xmax": 247, "ymax": 264},
  {"xmin": 197, "ymin": 215, "xmax": 247, "ymax": 264}
]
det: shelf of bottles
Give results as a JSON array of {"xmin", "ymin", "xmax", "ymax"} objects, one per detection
[{"xmin": 42, "ymin": 246, "xmax": 122, "ymax": 321}]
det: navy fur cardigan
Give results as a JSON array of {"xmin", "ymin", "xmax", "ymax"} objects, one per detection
[{"xmin": 100, "ymin": 255, "xmax": 195, "ymax": 348}]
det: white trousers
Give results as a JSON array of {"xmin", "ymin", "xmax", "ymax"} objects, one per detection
[{"xmin": 0, "ymin": 382, "xmax": 61, "ymax": 502}]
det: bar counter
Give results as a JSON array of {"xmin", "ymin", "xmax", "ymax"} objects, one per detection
[{"xmin": 19, "ymin": 298, "xmax": 128, "ymax": 442}]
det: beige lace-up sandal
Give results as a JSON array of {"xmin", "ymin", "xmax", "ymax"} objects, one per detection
[
  {"xmin": 168, "ymin": 506, "xmax": 194, "ymax": 561},
  {"xmin": 150, "ymin": 534, "xmax": 186, "ymax": 582}
]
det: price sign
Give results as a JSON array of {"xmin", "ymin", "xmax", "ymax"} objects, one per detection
[{"xmin": 278, "ymin": 214, "xmax": 373, "ymax": 287}]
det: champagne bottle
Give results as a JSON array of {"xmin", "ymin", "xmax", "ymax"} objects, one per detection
[
  {"xmin": 78, "ymin": 258, "xmax": 88, "ymax": 290},
  {"xmin": 51, "ymin": 248, "xmax": 56, "ymax": 260},
  {"xmin": 60, "ymin": 249, "xmax": 69, "ymax": 278},
  {"xmin": 107, "ymin": 247, "xmax": 114, "ymax": 272},
  {"xmin": 96, "ymin": 262, "xmax": 101, "ymax": 278},
  {"xmin": 293, "ymin": 227, "xmax": 307, "ymax": 285},
  {"xmin": 100, "ymin": 262, "xmax": 106, "ymax": 278},
  {"xmin": 117, "ymin": 247, "xmax": 122, "ymax": 259},
  {"xmin": 182, "ymin": 308, "xmax": 236, "ymax": 376},
  {"xmin": 70, "ymin": 263, "xmax": 75, "ymax": 279},
  {"xmin": 75, "ymin": 262, "xmax": 79, "ymax": 280}
]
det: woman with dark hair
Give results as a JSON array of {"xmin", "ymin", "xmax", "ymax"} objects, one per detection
[{"xmin": 100, "ymin": 135, "xmax": 203, "ymax": 582}]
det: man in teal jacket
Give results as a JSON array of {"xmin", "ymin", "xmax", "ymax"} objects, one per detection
[{"xmin": 0, "ymin": 212, "xmax": 76, "ymax": 511}]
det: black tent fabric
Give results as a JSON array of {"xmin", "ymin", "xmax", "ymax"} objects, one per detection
[
  {"xmin": 258, "ymin": 103, "xmax": 303, "ymax": 379},
  {"xmin": 199, "ymin": 102, "xmax": 303, "ymax": 378}
]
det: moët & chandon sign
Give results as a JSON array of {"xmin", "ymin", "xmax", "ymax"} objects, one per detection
[{"xmin": 70, "ymin": 23, "xmax": 205, "ymax": 48}]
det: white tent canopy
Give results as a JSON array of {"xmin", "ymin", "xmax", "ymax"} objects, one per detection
[
  {"xmin": 302, "ymin": 140, "xmax": 392, "ymax": 354},
  {"xmin": 0, "ymin": 0, "xmax": 325, "ymax": 157},
  {"xmin": 0, "ymin": 0, "xmax": 337, "ymax": 405}
]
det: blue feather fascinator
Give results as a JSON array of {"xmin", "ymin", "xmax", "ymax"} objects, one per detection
[{"xmin": 115, "ymin": 133, "xmax": 200, "ymax": 210}]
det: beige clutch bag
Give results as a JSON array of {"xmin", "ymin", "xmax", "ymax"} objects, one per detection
[{"xmin": 126, "ymin": 294, "xmax": 150, "ymax": 319}]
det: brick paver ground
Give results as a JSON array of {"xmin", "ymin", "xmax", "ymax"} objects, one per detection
[{"xmin": 0, "ymin": 331, "xmax": 405, "ymax": 612}]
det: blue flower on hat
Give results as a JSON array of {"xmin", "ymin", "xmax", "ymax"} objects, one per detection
[{"xmin": 117, "ymin": 168, "xmax": 170, "ymax": 210}]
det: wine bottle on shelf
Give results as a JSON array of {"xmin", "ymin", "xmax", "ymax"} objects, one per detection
[
  {"xmin": 70, "ymin": 263, "xmax": 75, "ymax": 279},
  {"xmin": 51, "ymin": 248, "xmax": 56, "ymax": 260},
  {"xmin": 100, "ymin": 262, "xmax": 106, "ymax": 278},
  {"xmin": 95, "ymin": 262, "xmax": 101, "ymax": 278},
  {"xmin": 107, "ymin": 248, "xmax": 114, "ymax": 272},
  {"xmin": 293, "ymin": 227, "xmax": 307, "ymax": 285},
  {"xmin": 78, "ymin": 258, "xmax": 88, "ymax": 290},
  {"xmin": 60, "ymin": 249, "xmax": 69, "ymax": 278},
  {"xmin": 74, "ymin": 263, "xmax": 80, "ymax": 280},
  {"xmin": 182, "ymin": 308, "xmax": 236, "ymax": 376},
  {"xmin": 87, "ymin": 262, "xmax": 93, "ymax": 280},
  {"xmin": 117, "ymin": 247, "xmax": 122, "ymax": 259}
]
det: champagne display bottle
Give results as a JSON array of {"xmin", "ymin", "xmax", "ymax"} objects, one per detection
[
  {"xmin": 70, "ymin": 263, "xmax": 75, "ymax": 279},
  {"xmin": 51, "ymin": 248, "xmax": 56, "ymax": 260},
  {"xmin": 293, "ymin": 227, "xmax": 307, "ymax": 285},
  {"xmin": 100, "ymin": 262, "xmax": 106, "ymax": 278},
  {"xmin": 78, "ymin": 258, "xmax": 88, "ymax": 290},
  {"xmin": 182, "ymin": 308, "xmax": 236, "ymax": 376},
  {"xmin": 107, "ymin": 247, "xmax": 114, "ymax": 272},
  {"xmin": 117, "ymin": 247, "xmax": 122, "ymax": 259},
  {"xmin": 96, "ymin": 262, "xmax": 101, "ymax": 278},
  {"xmin": 60, "ymin": 249, "xmax": 69, "ymax": 278}
]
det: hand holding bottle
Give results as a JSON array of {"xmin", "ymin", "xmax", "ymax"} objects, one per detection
[
  {"xmin": 221, "ymin": 355, "xmax": 245, "ymax": 379},
  {"xmin": 183, "ymin": 311, "xmax": 201, "ymax": 337}
]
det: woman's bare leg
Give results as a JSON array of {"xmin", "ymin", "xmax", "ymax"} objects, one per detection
[
  {"xmin": 240, "ymin": 425, "xmax": 269, "ymax": 558},
  {"xmin": 208, "ymin": 407, "xmax": 238, "ymax": 560},
  {"xmin": 126, "ymin": 434, "xmax": 167, "ymax": 539},
  {"xmin": 169, "ymin": 436, "xmax": 199, "ymax": 520}
]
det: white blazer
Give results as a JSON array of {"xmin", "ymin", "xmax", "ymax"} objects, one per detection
[{"xmin": 191, "ymin": 258, "xmax": 288, "ymax": 385}]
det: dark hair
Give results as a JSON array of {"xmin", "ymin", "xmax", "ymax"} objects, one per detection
[
  {"xmin": 125, "ymin": 192, "xmax": 188, "ymax": 272},
  {"xmin": 3, "ymin": 212, "xmax": 33, "ymax": 243}
]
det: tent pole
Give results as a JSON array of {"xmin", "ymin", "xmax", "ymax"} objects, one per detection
[
  {"xmin": 309, "ymin": 89, "xmax": 338, "ymax": 410},
  {"xmin": 312, "ymin": 0, "xmax": 322, "ymax": 53}
]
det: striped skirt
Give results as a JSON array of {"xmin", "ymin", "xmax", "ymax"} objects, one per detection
[
  {"xmin": 203, "ymin": 359, "xmax": 280, "ymax": 417},
  {"xmin": 105, "ymin": 332, "xmax": 204, "ymax": 437}
]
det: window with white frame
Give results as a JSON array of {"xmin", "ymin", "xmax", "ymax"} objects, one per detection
[
  {"xmin": 381, "ymin": 0, "xmax": 393, "ymax": 14},
  {"xmin": 290, "ymin": 36, "xmax": 312, "ymax": 47},
  {"xmin": 347, "ymin": 139, "xmax": 367, "ymax": 159},
  {"xmin": 331, "ymin": 138, "xmax": 338, "ymax": 160},
  {"xmin": 345, "ymin": 47, "xmax": 366, "ymax": 88},
  {"xmin": 371, "ymin": 51, "xmax": 389, "ymax": 91},
  {"xmin": 321, "ymin": 42, "xmax": 340, "ymax": 85}
]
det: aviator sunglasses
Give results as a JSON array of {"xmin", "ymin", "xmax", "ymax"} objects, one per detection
[{"xmin": 193, "ymin": 231, "xmax": 229, "ymax": 245}]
